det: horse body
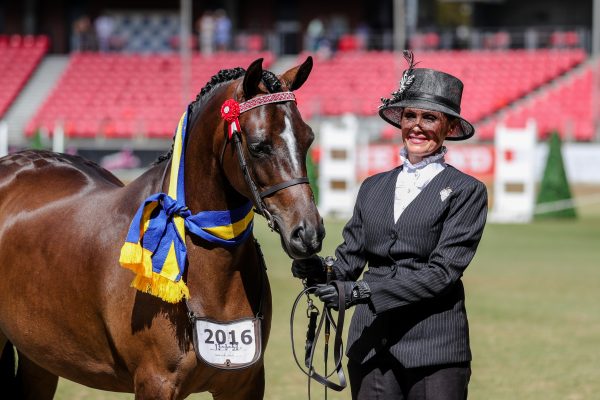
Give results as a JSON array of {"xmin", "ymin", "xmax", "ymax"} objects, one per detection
[{"xmin": 0, "ymin": 57, "xmax": 321, "ymax": 399}]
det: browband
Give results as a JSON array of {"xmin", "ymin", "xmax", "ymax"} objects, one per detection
[{"xmin": 239, "ymin": 91, "xmax": 296, "ymax": 113}]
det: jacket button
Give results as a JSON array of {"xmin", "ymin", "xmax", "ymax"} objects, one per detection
[
  {"xmin": 381, "ymin": 338, "xmax": 387, "ymax": 346},
  {"xmin": 390, "ymin": 232, "xmax": 397, "ymax": 239}
]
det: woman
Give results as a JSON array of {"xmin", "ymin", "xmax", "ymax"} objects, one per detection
[{"xmin": 292, "ymin": 51, "xmax": 488, "ymax": 400}]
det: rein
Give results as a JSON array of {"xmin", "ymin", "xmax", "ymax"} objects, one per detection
[
  {"xmin": 220, "ymin": 92, "xmax": 310, "ymax": 230},
  {"xmin": 290, "ymin": 268, "xmax": 348, "ymax": 398}
]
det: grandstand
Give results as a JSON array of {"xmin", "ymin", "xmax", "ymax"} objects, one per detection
[
  {"xmin": 476, "ymin": 63, "xmax": 595, "ymax": 141},
  {"xmin": 0, "ymin": 1, "xmax": 598, "ymax": 175},
  {"xmin": 4, "ymin": 46, "xmax": 590, "ymax": 142},
  {"xmin": 0, "ymin": 35, "xmax": 48, "ymax": 117},
  {"xmin": 24, "ymin": 52, "xmax": 273, "ymax": 139},
  {"xmin": 295, "ymin": 49, "xmax": 587, "ymax": 126}
]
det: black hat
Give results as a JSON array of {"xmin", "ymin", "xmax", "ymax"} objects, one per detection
[{"xmin": 378, "ymin": 51, "xmax": 474, "ymax": 141}]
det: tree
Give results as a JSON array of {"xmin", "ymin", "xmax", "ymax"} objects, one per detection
[
  {"xmin": 30, "ymin": 128, "xmax": 45, "ymax": 150},
  {"xmin": 535, "ymin": 132, "xmax": 576, "ymax": 219},
  {"xmin": 306, "ymin": 150, "xmax": 319, "ymax": 204}
]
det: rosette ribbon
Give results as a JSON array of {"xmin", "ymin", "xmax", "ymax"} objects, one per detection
[{"xmin": 221, "ymin": 99, "xmax": 241, "ymax": 139}]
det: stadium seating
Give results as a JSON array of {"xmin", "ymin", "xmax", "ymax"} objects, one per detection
[
  {"xmin": 26, "ymin": 52, "xmax": 273, "ymax": 138},
  {"xmin": 476, "ymin": 64, "xmax": 595, "ymax": 141},
  {"xmin": 295, "ymin": 49, "xmax": 586, "ymax": 125},
  {"xmin": 0, "ymin": 35, "xmax": 49, "ymax": 117},
  {"xmin": 23, "ymin": 48, "xmax": 592, "ymax": 141}
]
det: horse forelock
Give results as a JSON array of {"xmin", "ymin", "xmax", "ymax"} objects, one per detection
[{"xmin": 155, "ymin": 66, "xmax": 284, "ymax": 165}]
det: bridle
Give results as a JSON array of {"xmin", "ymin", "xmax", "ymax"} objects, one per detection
[{"xmin": 220, "ymin": 91, "xmax": 310, "ymax": 230}]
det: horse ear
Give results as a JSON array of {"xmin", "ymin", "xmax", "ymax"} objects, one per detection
[
  {"xmin": 281, "ymin": 56, "xmax": 313, "ymax": 91},
  {"xmin": 243, "ymin": 58, "xmax": 263, "ymax": 99}
]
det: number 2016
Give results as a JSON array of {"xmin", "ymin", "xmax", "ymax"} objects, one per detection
[{"xmin": 204, "ymin": 329, "xmax": 252, "ymax": 345}]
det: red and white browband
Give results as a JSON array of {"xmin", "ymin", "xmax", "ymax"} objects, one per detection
[{"xmin": 220, "ymin": 91, "xmax": 296, "ymax": 138}]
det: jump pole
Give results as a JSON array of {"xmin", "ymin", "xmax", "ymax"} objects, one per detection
[{"xmin": 0, "ymin": 120, "xmax": 8, "ymax": 157}]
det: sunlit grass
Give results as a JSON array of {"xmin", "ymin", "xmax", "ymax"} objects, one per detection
[{"xmin": 54, "ymin": 203, "xmax": 600, "ymax": 399}]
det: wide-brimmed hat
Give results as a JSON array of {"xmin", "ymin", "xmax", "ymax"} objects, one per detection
[{"xmin": 379, "ymin": 51, "xmax": 474, "ymax": 141}]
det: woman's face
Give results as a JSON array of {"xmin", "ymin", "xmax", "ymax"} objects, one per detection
[{"xmin": 400, "ymin": 107, "xmax": 457, "ymax": 164}]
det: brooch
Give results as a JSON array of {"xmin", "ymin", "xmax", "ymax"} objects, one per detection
[{"xmin": 440, "ymin": 187, "xmax": 452, "ymax": 202}]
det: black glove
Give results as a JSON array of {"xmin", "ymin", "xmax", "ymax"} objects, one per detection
[
  {"xmin": 314, "ymin": 281, "xmax": 371, "ymax": 310},
  {"xmin": 291, "ymin": 255, "xmax": 327, "ymax": 285}
]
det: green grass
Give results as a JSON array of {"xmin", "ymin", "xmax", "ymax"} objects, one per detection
[{"xmin": 54, "ymin": 210, "xmax": 600, "ymax": 399}]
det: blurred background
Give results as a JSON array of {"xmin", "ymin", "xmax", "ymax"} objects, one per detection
[
  {"xmin": 1, "ymin": 0, "xmax": 599, "ymax": 399},
  {"xmin": 1, "ymin": 0, "xmax": 599, "ymax": 217}
]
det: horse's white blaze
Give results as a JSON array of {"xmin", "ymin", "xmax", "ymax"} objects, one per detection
[{"xmin": 281, "ymin": 116, "xmax": 300, "ymax": 173}]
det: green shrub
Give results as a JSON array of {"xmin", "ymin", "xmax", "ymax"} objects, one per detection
[{"xmin": 535, "ymin": 132, "xmax": 576, "ymax": 219}]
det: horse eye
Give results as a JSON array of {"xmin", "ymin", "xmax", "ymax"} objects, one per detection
[{"xmin": 248, "ymin": 142, "xmax": 272, "ymax": 157}]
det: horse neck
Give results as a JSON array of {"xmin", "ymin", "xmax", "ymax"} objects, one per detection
[
  {"xmin": 175, "ymin": 98, "xmax": 264, "ymax": 318},
  {"xmin": 179, "ymin": 92, "xmax": 248, "ymax": 214}
]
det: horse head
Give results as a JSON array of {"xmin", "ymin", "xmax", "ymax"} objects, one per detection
[{"xmin": 219, "ymin": 57, "xmax": 325, "ymax": 259}]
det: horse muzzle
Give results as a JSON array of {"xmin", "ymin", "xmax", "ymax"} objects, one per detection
[{"xmin": 274, "ymin": 214, "xmax": 325, "ymax": 259}]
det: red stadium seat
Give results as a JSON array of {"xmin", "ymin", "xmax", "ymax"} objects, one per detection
[
  {"xmin": 491, "ymin": 66, "xmax": 594, "ymax": 140},
  {"xmin": 0, "ymin": 35, "xmax": 49, "ymax": 118},
  {"xmin": 26, "ymin": 52, "xmax": 275, "ymax": 138},
  {"xmin": 295, "ymin": 49, "xmax": 588, "ymax": 141}
]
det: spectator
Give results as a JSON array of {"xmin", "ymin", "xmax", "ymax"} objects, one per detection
[
  {"xmin": 355, "ymin": 22, "xmax": 370, "ymax": 50},
  {"xmin": 72, "ymin": 15, "xmax": 97, "ymax": 52},
  {"xmin": 214, "ymin": 9, "xmax": 231, "ymax": 51},
  {"xmin": 94, "ymin": 14, "xmax": 114, "ymax": 52},
  {"xmin": 196, "ymin": 11, "xmax": 215, "ymax": 55},
  {"xmin": 306, "ymin": 17, "xmax": 325, "ymax": 52}
]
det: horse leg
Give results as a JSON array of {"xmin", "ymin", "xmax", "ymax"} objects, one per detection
[
  {"xmin": 15, "ymin": 351, "xmax": 59, "ymax": 400},
  {"xmin": 0, "ymin": 335, "xmax": 18, "ymax": 396}
]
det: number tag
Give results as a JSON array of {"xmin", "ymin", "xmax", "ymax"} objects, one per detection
[{"xmin": 192, "ymin": 317, "xmax": 262, "ymax": 370}]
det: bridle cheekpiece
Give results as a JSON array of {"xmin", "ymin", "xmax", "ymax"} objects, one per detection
[{"xmin": 220, "ymin": 91, "xmax": 308, "ymax": 231}]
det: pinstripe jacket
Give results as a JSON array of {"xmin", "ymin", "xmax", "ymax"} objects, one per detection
[{"xmin": 332, "ymin": 164, "xmax": 488, "ymax": 368}]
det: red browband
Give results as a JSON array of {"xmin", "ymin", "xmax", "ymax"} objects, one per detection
[
  {"xmin": 221, "ymin": 92, "xmax": 297, "ymax": 139},
  {"xmin": 239, "ymin": 91, "xmax": 296, "ymax": 113}
]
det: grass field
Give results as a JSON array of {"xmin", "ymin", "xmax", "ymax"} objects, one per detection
[{"xmin": 53, "ymin": 193, "xmax": 600, "ymax": 399}]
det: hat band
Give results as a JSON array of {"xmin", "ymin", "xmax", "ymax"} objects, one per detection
[{"xmin": 403, "ymin": 92, "xmax": 461, "ymax": 114}]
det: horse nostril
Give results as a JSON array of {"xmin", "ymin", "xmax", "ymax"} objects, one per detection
[
  {"xmin": 291, "ymin": 221, "xmax": 323, "ymax": 253},
  {"xmin": 291, "ymin": 222, "xmax": 305, "ymax": 242}
]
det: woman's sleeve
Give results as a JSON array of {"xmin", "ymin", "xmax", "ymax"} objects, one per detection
[
  {"xmin": 367, "ymin": 180, "xmax": 488, "ymax": 314},
  {"xmin": 331, "ymin": 182, "xmax": 369, "ymax": 282}
]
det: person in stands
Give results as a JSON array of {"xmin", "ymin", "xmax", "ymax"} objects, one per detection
[{"xmin": 292, "ymin": 51, "xmax": 488, "ymax": 400}]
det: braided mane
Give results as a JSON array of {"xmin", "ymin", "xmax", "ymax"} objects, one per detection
[{"xmin": 155, "ymin": 66, "xmax": 282, "ymax": 164}]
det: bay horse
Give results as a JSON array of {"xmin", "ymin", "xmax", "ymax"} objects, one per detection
[{"xmin": 0, "ymin": 57, "xmax": 324, "ymax": 399}]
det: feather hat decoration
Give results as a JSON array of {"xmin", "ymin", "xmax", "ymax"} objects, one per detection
[{"xmin": 380, "ymin": 50, "xmax": 417, "ymax": 108}]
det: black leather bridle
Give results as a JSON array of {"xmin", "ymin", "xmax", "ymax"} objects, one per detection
[{"xmin": 220, "ymin": 92, "xmax": 310, "ymax": 230}]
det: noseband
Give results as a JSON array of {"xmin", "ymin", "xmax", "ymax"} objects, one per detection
[{"xmin": 220, "ymin": 92, "xmax": 310, "ymax": 230}]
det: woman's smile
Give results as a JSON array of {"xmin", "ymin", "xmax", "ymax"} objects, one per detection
[{"xmin": 401, "ymin": 107, "xmax": 455, "ymax": 164}]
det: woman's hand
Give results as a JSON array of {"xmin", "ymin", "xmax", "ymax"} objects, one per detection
[
  {"xmin": 291, "ymin": 255, "xmax": 327, "ymax": 285},
  {"xmin": 314, "ymin": 281, "xmax": 371, "ymax": 310}
]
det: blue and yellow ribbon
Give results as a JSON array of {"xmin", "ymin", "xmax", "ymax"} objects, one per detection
[{"xmin": 119, "ymin": 107, "xmax": 254, "ymax": 303}]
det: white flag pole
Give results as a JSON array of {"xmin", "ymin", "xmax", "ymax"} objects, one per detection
[{"xmin": 53, "ymin": 120, "xmax": 65, "ymax": 153}]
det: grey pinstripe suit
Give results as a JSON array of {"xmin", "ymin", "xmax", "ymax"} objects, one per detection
[{"xmin": 331, "ymin": 164, "xmax": 488, "ymax": 369}]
